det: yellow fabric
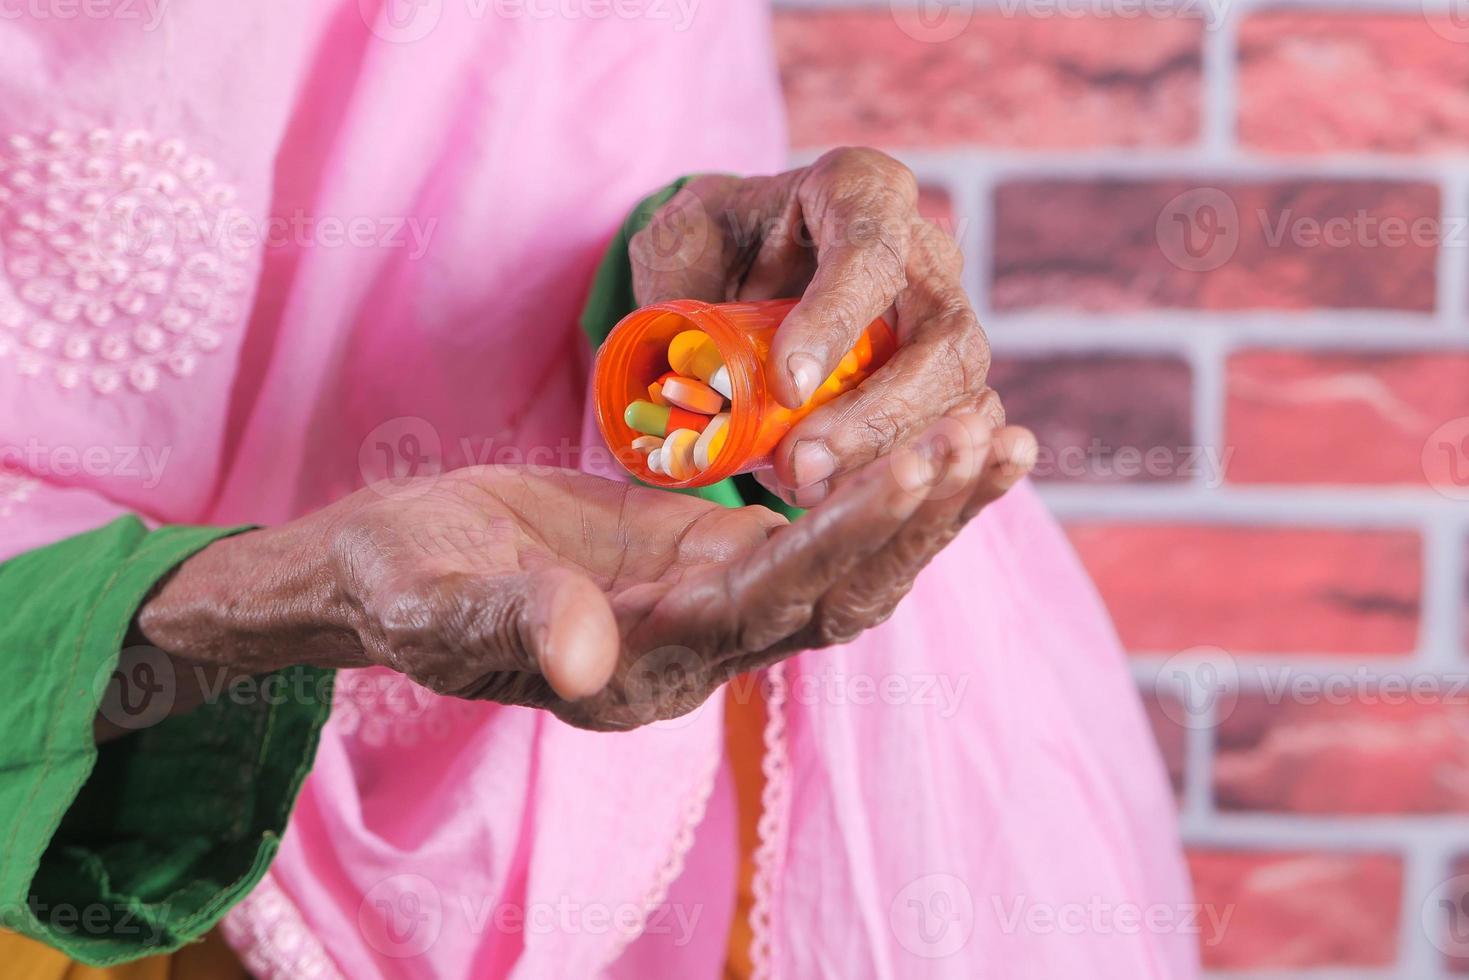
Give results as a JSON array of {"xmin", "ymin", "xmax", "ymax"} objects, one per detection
[
  {"xmin": 722, "ymin": 683, "xmax": 768, "ymax": 980},
  {"xmin": 0, "ymin": 929, "xmax": 246, "ymax": 980}
]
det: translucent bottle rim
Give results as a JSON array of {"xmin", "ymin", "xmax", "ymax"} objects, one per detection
[{"xmin": 593, "ymin": 300, "xmax": 776, "ymax": 489}]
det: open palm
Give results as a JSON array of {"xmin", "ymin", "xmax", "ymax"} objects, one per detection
[{"xmin": 328, "ymin": 410, "xmax": 1029, "ymax": 730}]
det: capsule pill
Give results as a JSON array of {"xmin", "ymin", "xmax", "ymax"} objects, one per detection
[{"xmin": 668, "ymin": 330, "xmax": 724, "ymax": 385}]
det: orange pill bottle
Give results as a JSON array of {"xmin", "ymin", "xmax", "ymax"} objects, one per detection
[{"xmin": 594, "ymin": 298, "xmax": 897, "ymax": 489}]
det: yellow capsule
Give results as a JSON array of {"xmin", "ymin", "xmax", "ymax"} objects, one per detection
[{"xmin": 668, "ymin": 330, "xmax": 724, "ymax": 385}]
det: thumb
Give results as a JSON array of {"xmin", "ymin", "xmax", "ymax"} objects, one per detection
[{"xmin": 516, "ymin": 567, "xmax": 619, "ymax": 701}]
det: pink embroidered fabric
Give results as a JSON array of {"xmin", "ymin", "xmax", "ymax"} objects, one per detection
[{"xmin": 0, "ymin": 3, "xmax": 1197, "ymax": 977}]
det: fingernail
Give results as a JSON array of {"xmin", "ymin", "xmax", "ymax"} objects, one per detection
[
  {"xmin": 1011, "ymin": 436, "xmax": 1039, "ymax": 472},
  {"xmin": 791, "ymin": 440, "xmax": 836, "ymax": 489},
  {"xmin": 787, "ymin": 354, "xmax": 825, "ymax": 404},
  {"xmin": 792, "ymin": 480, "xmax": 829, "ymax": 508}
]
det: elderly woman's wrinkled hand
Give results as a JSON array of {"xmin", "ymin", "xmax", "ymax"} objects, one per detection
[
  {"xmin": 631, "ymin": 147, "xmax": 1022, "ymax": 508},
  {"xmin": 135, "ymin": 412, "xmax": 1031, "ymax": 731}
]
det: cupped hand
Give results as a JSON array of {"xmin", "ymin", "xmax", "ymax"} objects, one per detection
[
  {"xmin": 137, "ymin": 414, "xmax": 1033, "ymax": 732},
  {"xmin": 630, "ymin": 146, "xmax": 1017, "ymax": 507}
]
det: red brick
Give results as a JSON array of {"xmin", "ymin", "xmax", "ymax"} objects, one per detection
[
  {"xmin": 1065, "ymin": 525, "xmax": 1422, "ymax": 654},
  {"xmin": 987, "ymin": 354, "xmax": 1194, "ymax": 483},
  {"xmin": 1188, "ymin": 850, "xmax": 1401, "ymax": 968},
  {"xmin": 991, "ymin": 179, "xmax": 1438, "ymax": 312},
  {"xmin": 1226, "ymin": 351, "xmax": 1469, "ymax": 486},
  {"xmin": 1216, "ymin": 691, "xmax": 1469, "ymax": 813},
  {"xmin": 1239, "ymin": 13, "xmax": 1469, "ymax": 154},
  {"xmin": 773, "ymin": 11, "xmax": 1201, "ymax": 149}
]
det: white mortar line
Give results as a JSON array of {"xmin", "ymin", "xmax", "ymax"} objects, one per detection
[
  {"xmin": 984, "ymin": 314, "xmax": 1462, "ymax": 344},
  {"xmin": 778, "ymin": 0, "xmax": 1435, "ymax": 13},
  {"xmin": 1130, "ymin": 655, "xmax": 1469, "ymax": 680},
  {"xmin": 792, "ymin": 148, "xmax": 1469, "ymax": 182},
  {"xmin": 1201, "ymin": 0, "xmax": 1238, "ymax": 154},
  {"xmin": 1178, "ymin": 816, "xmax": 1469, "ymax": 847},
  {"xmin": 1421, "ymin": 512, "xmax": 1467, "ymax": 668},
  {"xmin": 956, "ymin": 171, "xmax": 993, "ymax": 311},
  {"xmin": 1211, "ymin": 975, "xmax": 1408, "ymax": 980},
  {"xmin": 1438, "ymin": 169, "xmax": 1469, "ymax": 328},
  {"xmin": 1400, "ymin": 839, "xmax": 1451, "ymax": 979},
  {"xmin": 1183, "ymin": 702, "xmax": 1218, "ymax": 821},
  {"xmin": 1191, "ymin": 330, "xmax": 1228, "ymax": 490},
  {"xmin": 1037, "ymin": 483, "xmax": 1461, "ymax": 524}
]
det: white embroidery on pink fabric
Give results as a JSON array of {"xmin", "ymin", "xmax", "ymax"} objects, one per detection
[
  {"xmin": 221, "ymin": 872, "xmax": 346, "ymax": 980},
  {"xmin": 749, "ymin": 662, "xmax": 790, "ymax": 980},
  {"xmin": 0, "ymin": 129, "xmax": 250, "ymax": 395},
  {"xmin": 0, "ymin": 467, "xmax": 36, "ymax": 518}
]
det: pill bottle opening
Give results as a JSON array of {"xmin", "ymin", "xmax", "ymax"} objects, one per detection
[{"xmin": 593, "ymin": 302, "xmax": 766, "ymax": 489}]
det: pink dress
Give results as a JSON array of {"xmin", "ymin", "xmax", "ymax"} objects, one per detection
[{"xmin": 0, "ymin": 2, "xmax": 1196, "ymax": 977}]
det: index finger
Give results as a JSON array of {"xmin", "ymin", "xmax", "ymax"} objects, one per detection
[
  {"xmin": 767, "ymin": 148, "xmax": 918, "ymax": 408},
  {"xmin": 716, "ymin": 418, "xmax": 960, "ymax": 655}
]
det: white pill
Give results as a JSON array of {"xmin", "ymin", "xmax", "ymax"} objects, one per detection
[
  {"xmin": 709, "ymin": 364, "xmax": 732, "ymax": 399},
  {"xmin": 646, "ymin": 447, "xmax": 666, "ymax": 475}
]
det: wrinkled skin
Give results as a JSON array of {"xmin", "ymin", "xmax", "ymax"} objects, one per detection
[
  {"xmin": 138, "ymin": 412, "xmax": 1032, "ymax": 732},
  {"xmin": 632, "ymin": 147, "xmax": 1005, "ymax": 507},
  {"xmin": 131, "ymin": 147, "xmax": 1037, "ymax": 734}
]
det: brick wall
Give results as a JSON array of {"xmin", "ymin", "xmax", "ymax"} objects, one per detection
[{"xmin": 775, "ymin": 2, "xmax": 1469, "ymax": 976}]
